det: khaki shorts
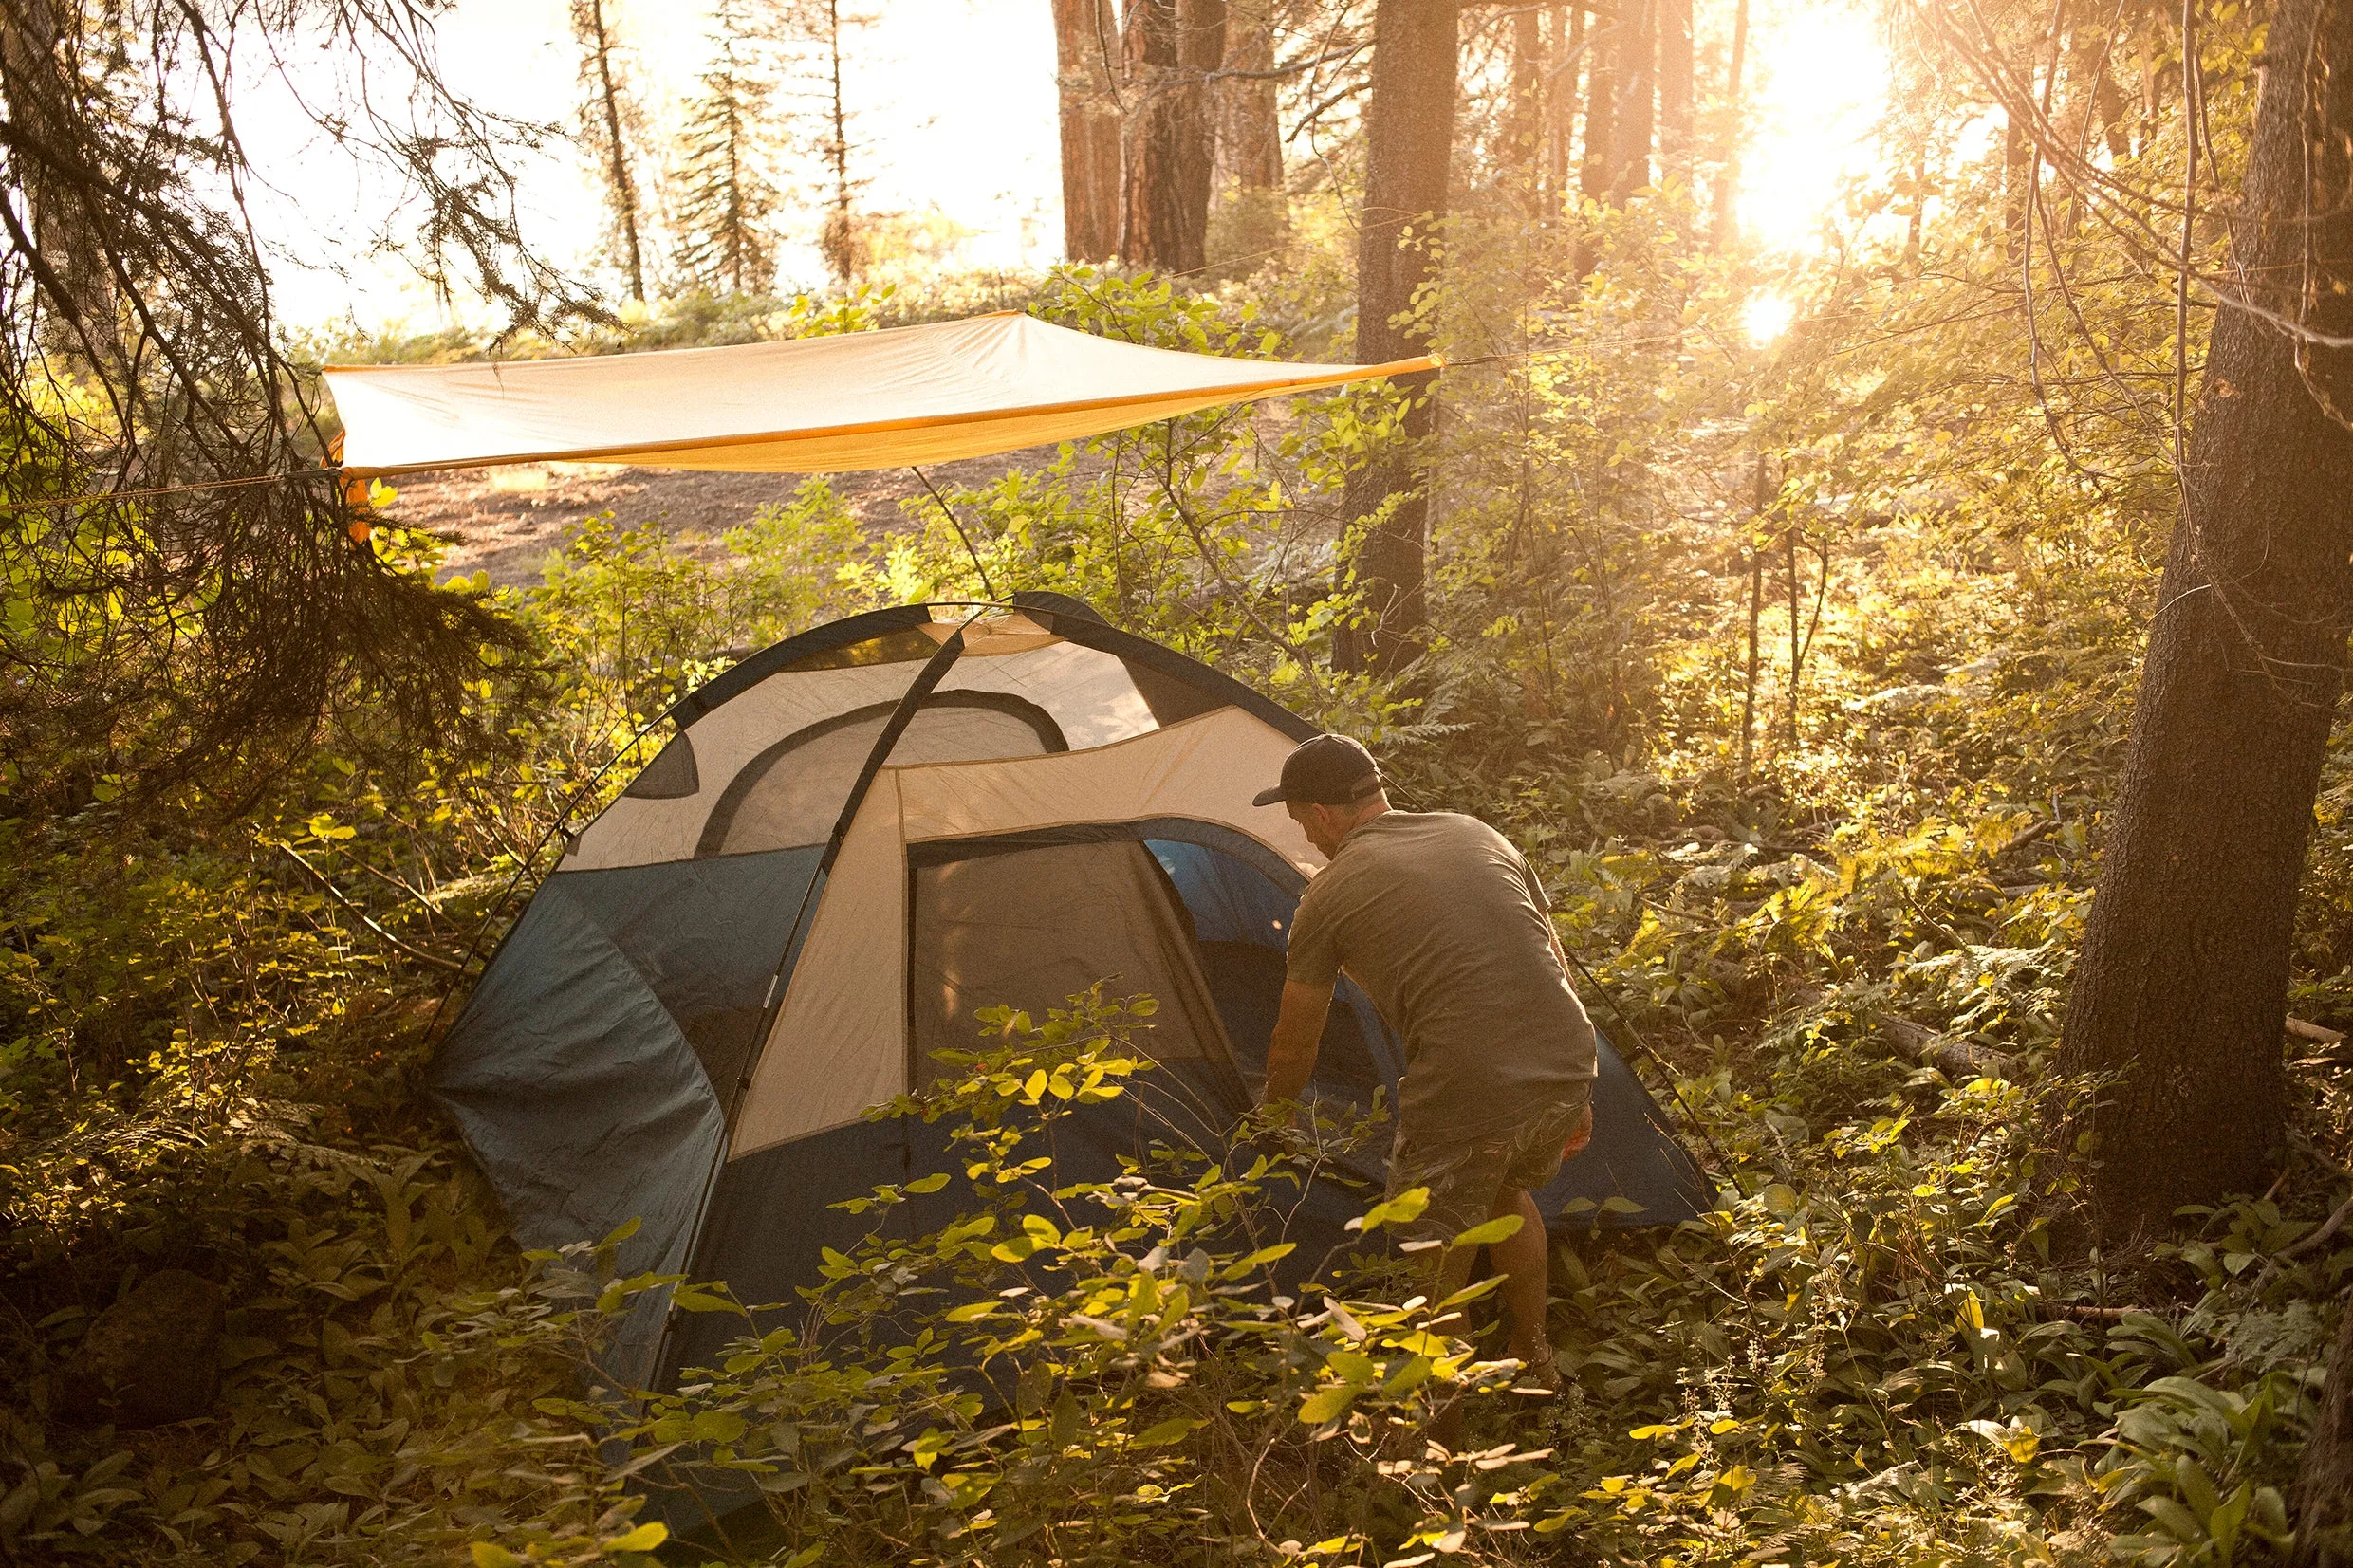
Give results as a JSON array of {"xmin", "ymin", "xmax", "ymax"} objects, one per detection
[{"xmin": 1384, "ymin": 1087, "xmax": 1593, "ymax": 1246}]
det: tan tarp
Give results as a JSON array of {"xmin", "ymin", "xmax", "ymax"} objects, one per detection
[{"xmin": 324, "ymin": 311, "xmax": 1433, "ymax": 479}]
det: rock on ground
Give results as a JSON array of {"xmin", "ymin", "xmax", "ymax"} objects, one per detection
[{"xmin": 58, "ymin": 1269, "xmax": 225, "ymax": 1428}]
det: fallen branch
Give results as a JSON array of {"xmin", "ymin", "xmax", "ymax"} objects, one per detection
[
  {"xmin": 1782, "ymin": 984, "xmax": 2018, "ymax": 1079},
  {"xmin": 2280, "ymin": 1189, "xmax": 2353, "ymax": 1261},
  {"xmin": 1869, "ymin": 1011, "xmax": 2019, "ymax": 1081},
  {"xmin": 2288, "ymin": 1017, "xmax": 2347, "ymax": 1047},
  {"xmin": 1995, "ymin": 818, "xmax": 2062, "ymax": 859},
  {"xmin": 2245, "ymin": 1187, "xmax": 2353, "ymax": 1295}
]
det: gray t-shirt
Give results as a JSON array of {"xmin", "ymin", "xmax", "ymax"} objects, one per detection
[{"xmin": 1286, "ymin": 811, "xmax": 1597, "ymax": 1143}]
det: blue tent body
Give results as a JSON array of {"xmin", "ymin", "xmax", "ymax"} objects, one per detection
[{"xmin": 431, "ymin": 597, "xmax": 1714, "ymax": 1398}]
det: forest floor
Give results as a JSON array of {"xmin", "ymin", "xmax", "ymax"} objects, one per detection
[{"xmin": 386, "ymin": 449, "xmax": 1061, "ymax": 586}]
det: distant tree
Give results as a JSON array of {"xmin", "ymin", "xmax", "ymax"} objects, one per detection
[
  {"xmin": 675, "ymin": 0, "xmax": 784, "ymax": 296},
  {"xmin": 1121, "ymin": 0, "xmax": 1224, "ymax": 273},
  {"xmin": 1711, "ymin": 0, "xmax": 1748, "ymax": 245},
  {"xmin": 778, "ymin": 0, "xmax": 872, "ymax": 284},
  {"xmin": 2054, "ymin": 0, "xmax": 2353, "ymax": 1234},
  {"xmin": 1507, "ymin": 7, "xmax": 1543, "ymax": 212},
  {"xmin": 570, "ymin": 0, "xmax": 652, "ymax": 302},
  {"xmin": 0, "ymin": 0, "xmax": 577, "ymax": 804},
  {"xmin": 1213, "ymin": 0, "xmax": 1288, "ymax": 262},
  {"xmin": 1608, "ymin": 0, "xmax": 1655, "ymax": 203},
  {"xmin": 1574, "ymin": 0, "xmax": 1618, "ymax": 270},
  {"xmin": 1338, "ymin": 0, "xmax": 1457, "ymax": 673},
  {"xmin": 1657, "ymin": 0, "xmax": 1692, "ymax": 192},
  {"xmin": 1543, "ymin": 4, "xmax": 1575, "ymax": 222},
  {"xmin": 1053, "ymin": 0, "xmax": 1124, "ymax": 263}
]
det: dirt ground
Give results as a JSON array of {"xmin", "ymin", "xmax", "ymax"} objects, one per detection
[{"xmin": 381, "ymin": 452, "xmax": 1048, "ymax": 588}]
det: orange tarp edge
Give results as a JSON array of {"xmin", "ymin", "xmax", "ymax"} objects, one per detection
[{"xmin": 324, "ymin": 311, "xmax": 1435, "ymax": 479}]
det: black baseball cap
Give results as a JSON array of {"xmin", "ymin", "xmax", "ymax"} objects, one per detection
[{"xmin": 1252, "ymin": 734, "xmax": 1384, "ymax": 807}]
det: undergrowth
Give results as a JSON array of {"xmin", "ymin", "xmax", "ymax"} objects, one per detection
[{"xmin": 6, "ymin": 219, "xmax": 2353, "ymax": 1565}]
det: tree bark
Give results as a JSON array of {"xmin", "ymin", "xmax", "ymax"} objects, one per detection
[
  {"xmin": 1574, "ymin": 0, "xmax": 1616, "ymax": 271},
  {"xmin": 1544, "ymin": 5, "xmax": 1575, "ymax": 223},
  {"xmin": 1214, "ymin": 0, "xmax": 1288, "ymax": 262},
  {"xmin": 1176, "ymin": 0, "xmax": 1227, "ymax": 264},
  {"xmin": 572, "ymin": 0, "xmax": 647, "ymax": 302},
  {"xmin": 1509, "ymin": 8, "xmax": 1544, "ymax": 214},
  {"xmin": 1657, "ymin": 0, "xmax": 1692, "ymax": 191},
  {"xmin": 2295, "ymin": 1284, "xmax": 2353, "ymax": 1567},
  {"xmin": 2057, "ymin": 0, "xmax": 2353, "ymax": 1236},
  {"xmin": 1608, "ymin": 0, "xmax": 1655, "ymax": 203},
  {"xmin": 1053, "ymin": 0, "xmax": 1124, "ymax": 264},
  {"xmin": 1337, "ymin": 0, "xmax": 1457, "ymax": 673},
  {"xmin": 1712, "ymin": 0, "xmax": 1748, "ymax": 245},
  {"xmin": 1120, "ymin": 0, "xmax": 1222, "ymax": 273},
  {"xmin": 0, "ymin": 0, "xmax": 122, "ymax": 374}
]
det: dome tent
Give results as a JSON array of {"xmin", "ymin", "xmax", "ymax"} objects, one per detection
[{"xmin": 429, "ymin": 594, "xmax": 1715, "ymax": 1393}]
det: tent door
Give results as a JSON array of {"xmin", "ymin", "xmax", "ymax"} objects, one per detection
[{"xmin": 905, "ymin": 838, "xmax": 1251, "ymax": 1145}]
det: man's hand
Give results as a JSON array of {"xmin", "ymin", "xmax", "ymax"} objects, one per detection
[
  {"xmin": 1244, "ymin": 1098, "xmax": 1314, "ymax": 1160},
  {"xmin": 1262, "ymin": 979, "xmax": 1335, "ymax": 1107}
]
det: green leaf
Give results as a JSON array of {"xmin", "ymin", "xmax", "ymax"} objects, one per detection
[
  {"xmin": 1132, "ymin": 1417, "xmax": 1203, "ymax": 1448},
  {"xmin": 1452, "ymin": 1214, "xmax": 1524, "ymax": 1247},
  {"xmin": 904, "ymin": 1171, "xmax": 950, "ymax": 1192},
  {"xmin": 1299, "ymin": 1386, "xmax": 1358, "ymax": 1425},
  {"xmin": 470, "ymin": 1545, "xmax": 523, "ymax": 1568},
  {"xmin": 1351, "ymin": 1188, "xmax": 1429, "ymax": 1233},
  {"xmin": 690, "ymin": 1411, "xmax": 748, "ymax": 1444},
  {"xmin": 604, "ymin": 1520, "xmax": 668, "ymax": 1553},
  {"xmin": 669, "ymin": 1286, "xmax": 738, "ymax": 1313},
  {"xmin": 2141, "ymin": 1496, "xmax": 2208, "ymax": 1543}
]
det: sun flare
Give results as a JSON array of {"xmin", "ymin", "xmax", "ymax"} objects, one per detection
[
  {"xmin": 1743, "ymin": 292, "xmax": 1798, "ymax": 345},
  {"xmin": 1738, "ymin": 2, "xmax": 1893, "ymax": 255}
]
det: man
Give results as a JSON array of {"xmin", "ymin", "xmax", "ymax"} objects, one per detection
[{"xmin": 1254, "ymin": 734, "xmax": 1596, "ymax": 1390}]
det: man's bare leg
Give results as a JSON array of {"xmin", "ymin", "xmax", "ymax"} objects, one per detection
[
  {"xmin": 1433, "ymin": 1185, "xmax": 1553, "ymax": 1367},
  {"xmin": 1490, "ymin": 1186, "xmax": 1552, "ymax": 1366}
]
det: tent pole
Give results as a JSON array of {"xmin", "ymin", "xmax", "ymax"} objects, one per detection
[{"xmin": 656, "ymin": 611, "xmax": 985, "ymax": 1387}]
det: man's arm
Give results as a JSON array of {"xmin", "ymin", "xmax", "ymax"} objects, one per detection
[
  {"xmin": 1261, "ymin": 979, "xmax": 1334, "ymax": 1108},
  {"xmin": 1546, "ymin": 920, "xmax": 1573, "ymax": 980}
]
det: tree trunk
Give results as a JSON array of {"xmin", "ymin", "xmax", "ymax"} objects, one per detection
[
  {"xmin": 1176, "ymin": 0, "xmax": 1226, "ymax": 267},
  {"xmin": 1574, "ymin": 0, "xmax": 1616, "ymax": 271},
  {"xmin": 1657, "ymin": 0, "xmax": 1692, "ymax": 191},
  {"xmin": 1509, "ymin": 9, "xmax": 1544, "ymax": 214},
  {"xmin": 1337, "ymin": 0, "xmax": 1457, "ymax": 674},
  {"xmin": 1544, "ymin": 5, "xmax": 1575, "ymax": 223},
  {"xmin": 2296, "ymin": 1284, "xmax": 2353, "ymax": 1567},
  {"xmin": 1120, "ymin": 0, "xmax": 1221, "ymax": 273},
  {"xmin": 0, "ymin": 0, "xmax": 122, "ymax": 374},
  {"xmin": 1609, "ymin": 0, "xmax": 1654, "ymax": 204},
  {"xmin": 817, "ymin": 0, "xmax": 856, "ymax": 283},
  {"xmin": 574, "ymin": 0, "xmax": 647, "ymax": 302},
  {"xmin": 2056, "ymin": 0, "xmax": 2353, "ymax": 1236},
  {"xmin": 1054, "ymin": 0, "xmax": 1123, "ymax": 264},
  {"xmin": 1712, "ymin": 0, "xmax": 1748, "ymax": 245},
  {"xmin": 1215, "ymin": 0, "xmax": 1288, "ymax": 263}
]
